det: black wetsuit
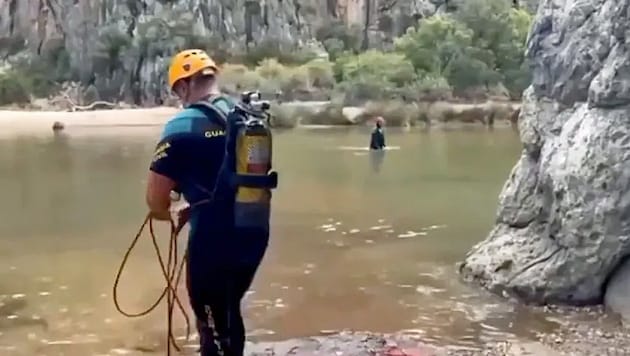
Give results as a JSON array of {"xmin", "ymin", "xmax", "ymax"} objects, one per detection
[
  {"xmin": 149, "ymin": 96, "xmax": 268, "ymax": 355},
  {"xmin": 369, "ymin": 126, "xmax": 386, "ymax": 150}
]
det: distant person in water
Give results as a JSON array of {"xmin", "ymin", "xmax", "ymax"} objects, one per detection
[{"xmin": 369, "ymin": 116, "xmax": 386, "ymax": 150}]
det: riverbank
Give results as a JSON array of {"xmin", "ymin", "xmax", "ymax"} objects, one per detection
[
  {"xmin": 245, "ymin": 314, "xmax": 630, "ymax": 356},
  {"xmin": 0, "ymin": 99, "xmax": 519, "ymax": 135},
  {"xmin": 245, "ymin": 331, "xmax": 553, "ymax": 356},
  {"xmin": 0, "ymin": 107, "xmax": 176, "ymax": 136}
]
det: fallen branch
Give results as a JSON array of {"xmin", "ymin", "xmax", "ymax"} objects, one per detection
[
  {"xmin": 67, "ymin": 100, "xmax": 118, "ymax": 112},
  {"xmin": 48, "ymin": 89, "xmax": 118, "ymax": 112}
]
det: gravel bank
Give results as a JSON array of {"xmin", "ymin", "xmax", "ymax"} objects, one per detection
[{"xmin": 245, "ymin": 308, "xmax": 630, "ymax": 356}]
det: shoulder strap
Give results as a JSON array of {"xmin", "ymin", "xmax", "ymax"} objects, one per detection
[{"xmin": 187, "ymin": 94, "xmax": 236, "ymax": 129}]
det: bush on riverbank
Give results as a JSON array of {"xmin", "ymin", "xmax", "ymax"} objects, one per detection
[{"xmin": 0, "ymin": 69, "xmax": 30, "ymax": 106}]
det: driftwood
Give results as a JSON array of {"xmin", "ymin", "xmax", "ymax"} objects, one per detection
[
  {"xmin": 67, "ymin": 100, "xmax": 117, "ymax": 112},
  {"xmin": 49, "ymin": 94, "xmax": 117, "ymax": 112},
  {"xmin": 48, "ymin": 84, "xmax": 118, "ymax": 112}
]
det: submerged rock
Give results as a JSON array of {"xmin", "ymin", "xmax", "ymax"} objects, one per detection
[{"xmin": 459, "ymin": 0, "xmax": 630, "ymax": 305}]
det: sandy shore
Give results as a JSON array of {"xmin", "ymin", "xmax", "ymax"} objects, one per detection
[{"xmin": 0, "ymin": 108, "xmax": 178, "ymax": 136}]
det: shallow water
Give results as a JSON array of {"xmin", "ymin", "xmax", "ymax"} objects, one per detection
[{"xmin": 0, "ymin": 125, "xmax": 601, "ymax": 355}]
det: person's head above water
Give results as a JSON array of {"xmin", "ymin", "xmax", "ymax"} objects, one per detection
[
  {"xmin": 375, "ymin": 116, "xmax": 385, "ymax": 128},
  {"xmin": 168, "ymin": 49, "xmax": 219, "ymax": 106}
]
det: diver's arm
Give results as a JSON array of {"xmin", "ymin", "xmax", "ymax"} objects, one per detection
[
  {"xmin": 147, "ymin": 136, "xmax": 182, "ymax": 221},
  {"xmin": 146, "ymin": 171, "xmax": 176, "ymax": 220}
]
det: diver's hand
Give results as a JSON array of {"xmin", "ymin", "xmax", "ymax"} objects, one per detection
[{"xmin": 174, "ymin": 204, "xmax": 191, "ymax": 231}]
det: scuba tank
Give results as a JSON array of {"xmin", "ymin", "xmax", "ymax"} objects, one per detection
[
  {"xmin": 231, "ymin": 91, "xmax": 277, "ymax": 230},
  {"xmin": 187, "ymin": 91, "xmax": 278, "ymax": 231}
]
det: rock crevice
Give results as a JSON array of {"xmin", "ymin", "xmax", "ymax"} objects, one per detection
[{"xmin": 460, "ymin": 0, "xmax": 630, "ymax": 307}]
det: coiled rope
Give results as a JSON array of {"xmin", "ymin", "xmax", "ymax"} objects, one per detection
[{"xmin": 112, "ymin": 213, "xmax": 191, "ymax": 355}]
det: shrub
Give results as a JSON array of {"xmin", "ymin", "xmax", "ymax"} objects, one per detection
[
  {"xmin": 219, "ymin": 63, "xmax": 262, "ymax": 93},
  {"xmin": 0, "ymin": 68, "xmax": 30, "ymax": 106},
  {"xmin": 241, "ymin": 38, "xmax": 319, "ymax": 66},
  {"xmin": 336, "ymin": 50, "xmax": 416, "ymax": 87},
  {"xmin": 301, "ymin": 59, "xmax": 335, "ymax": 88}
]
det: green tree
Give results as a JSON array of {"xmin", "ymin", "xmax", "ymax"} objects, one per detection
[
  {"xmin": 316, "ymin": 21, "xmax": 362, "ymax": 54},
  {"xmin": 335, "ymin": 50, "xmax": 416, "ymax": 87},
  {"xmin": 93, "ymin": 26, "xmax": 133, "ymax": 75},
  {"xmin": 395, "ymin": 15, "xmax": 474, "ymax": 76},
  {"xmin": 333, "ymin": 50, "xmax": 416, "ymax": 102},
  {"xmin": 454, "ymin": 0, "xmax": 532, "ymax": 96},
  {"xmin": 395, "ymin": 15, "xmax": 498, "ymax": 92}
]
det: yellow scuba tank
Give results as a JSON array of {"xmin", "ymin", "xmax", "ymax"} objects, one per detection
[
  {"xmin": 231, "ymin": 91, "xmax": 277, "ymax": 229},
  {"xmin": 235, "ymin": 120, "xmax": 272, "ymax": 204}
]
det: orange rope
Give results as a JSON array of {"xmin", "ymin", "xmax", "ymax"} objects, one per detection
[{"xmin": 112, "ymin": 213, "xmax": 191, "ymax": 355}]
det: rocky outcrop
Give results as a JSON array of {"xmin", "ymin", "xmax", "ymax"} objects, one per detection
[{"xmin": 459, "ymin": 0, "xmax": 630, "ymax": 305}]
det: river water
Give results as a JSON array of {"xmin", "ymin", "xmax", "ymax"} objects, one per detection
[{"xmin": 0, "ymin": 125, "xmax": 592, "ymax": 355}]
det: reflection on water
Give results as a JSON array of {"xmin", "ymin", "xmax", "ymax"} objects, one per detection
[
  {"xmin": 369, "ymin": 150, "xmax": 386, "ymax": 173},
  {"xmin": 0, "ymin": 125, "xmax": 582, "ymax": 355}
]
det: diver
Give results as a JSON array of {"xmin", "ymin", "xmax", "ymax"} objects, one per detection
[
  {"xmin": 145, "ymin": 49, "xmax": 270, "ymax": 356},
  {"xmin": 369, "ymin": 116, "xmax": 386, "ymax": 150}
]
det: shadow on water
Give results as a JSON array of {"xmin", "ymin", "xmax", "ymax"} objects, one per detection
[{"xmin": 0, "ymin": 125, "xmax": 586, "ymax": 354}]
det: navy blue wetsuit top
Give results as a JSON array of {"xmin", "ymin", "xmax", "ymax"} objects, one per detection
[{"xmin": 149, "ymin": 98, "xmax": 266, "ymax": 265}]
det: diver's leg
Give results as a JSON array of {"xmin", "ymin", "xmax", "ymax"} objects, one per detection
[
  {"xmin": 203, "ymin": 266, "xmax": 238, "ymax": 355},
  {"xmin": 186, "ymin": 257, "xmax": 222, "ymax": 356},
  {"xmin": 201, "ymin": 264, "xmax": 260, "ymax": 356},
  {"xmin": 226, "ymin": 264, "xmax": 260, "ymax": 355}
]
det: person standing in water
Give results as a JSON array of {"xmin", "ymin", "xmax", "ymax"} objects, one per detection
[
  {"xmin": 145, "ymin": 49, "xmax": 268, "ymax": 355},
  {"xmin": 369, "ymin": 116, "xmax": 386, "ymax": 150}
]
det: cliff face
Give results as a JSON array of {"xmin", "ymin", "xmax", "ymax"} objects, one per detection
[
  {"xmin": 0, "ymin": 0, "xmax": 450, "ymax": 104},
  {"xmin": 0, "ymin": 0, "xmax": 539, "ymax": 105},
  {"xmin": 459, "ymin": 0, "xmax": 630, "ymax": 305}
]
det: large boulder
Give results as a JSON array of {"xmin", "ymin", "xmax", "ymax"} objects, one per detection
[{"xmin": 459, "ymin": 0, "xmax": 630, "ymax": 305}]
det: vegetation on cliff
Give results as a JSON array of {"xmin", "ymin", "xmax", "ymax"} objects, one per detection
[{"xmin": 0, "ymin": 0, "xmax": 532, "ymax": 107}]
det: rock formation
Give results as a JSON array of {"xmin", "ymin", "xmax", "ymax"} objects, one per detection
[{"xmin": 459, "ymin": 0, "xmax": 630, "ymax": 306}]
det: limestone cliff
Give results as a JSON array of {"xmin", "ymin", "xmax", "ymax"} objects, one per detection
[
  {"xmin": 0, "ymin": 0, "xmax": 540, "ymax": 105},
  {"xmin": 459, "ymin": 0, "xmax": 630, "ymax": 305},
  {"xmin": 0, "ymin": 0, "xmax": 449, "ymax": 105}
]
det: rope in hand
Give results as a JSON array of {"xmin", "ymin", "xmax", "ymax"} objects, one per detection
[{"xmin": 112, "ymin": 213, "xmax": 191, "ymax": 356}]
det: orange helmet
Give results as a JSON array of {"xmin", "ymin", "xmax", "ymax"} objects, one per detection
[{"xmin": 167, "ymin": 49, "xmax": 218, "ymax": 89}]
